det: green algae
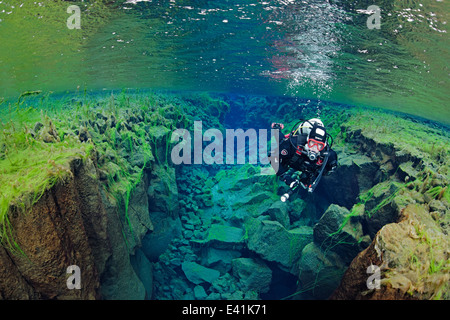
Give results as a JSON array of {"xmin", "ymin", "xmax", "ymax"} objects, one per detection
[
  {"xmin": 0, "ymin": 90, "xmax": 222, "ymax": 253},
  {"xmin": 342, "ymin": 108, "xmax": 450, "ymax": 176},
  {"xmin": 0, "ymin": 105, "xmax": 93, "ymax": 253}
]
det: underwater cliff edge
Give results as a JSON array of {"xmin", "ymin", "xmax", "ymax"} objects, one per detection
[{"xmin": 0, "ymin": 91, "xmax": 449, "ymax": 300}]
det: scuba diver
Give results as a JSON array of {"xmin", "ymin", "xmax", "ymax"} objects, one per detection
[{"xmin": 271, "ymin": 118, "xmax": 338, "ymax": 202}]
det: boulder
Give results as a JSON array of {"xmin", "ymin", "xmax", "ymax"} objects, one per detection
[
  {"xmin": 351, "ymin": 153, "xmax": 381, "ymax": 191},
  {"xmin": 130, "ymin": 146, "xmax": 154, "ymax": 168},
  {"xmin": 313, "ymin": 204, "xmax": 365, "ymax": 264},
  {"xmin": 231, "ymin": 258, "xmax": 272, "ymax": 293},
  {"xmin": 215, "ymin": 165, "xmax": 260, "ymax": 192},
  {"xmin": 246, "ymin": 218, "xmax": 313, "ymax": 272},
  {"xmin": 143, "ymin": 164, "xmax": 182, "ymax": 262},
  {"xmin": 33, "ymin": 121, "xmax": 44, "ymax": 133},
  {"xmin": 297, "ymin": 242, "xmax": 347, "ymax": 299},
  {"xmin": 95, "ymin": 118, "xmax": 107, "ymax": 134},
  {"xmin": 319, "ymin": 151, "xmax": 379, "ymax": 209},
  {"xmin": 429, "ymin": 199, "xmax": 447, "ymax": 214},
  {"xmin": 193, "ymin": 285, "xmax": 208, "ymax": 300},
  {"xmin": 78, "ymin": 126, "xmax": 92, "ymax": 143},
  {"xmin": 0, "ymin": 156, "xmax": 148, "ymax": 300},
  {"xmin": 197, "ymin": 224, "xmax": 246, "ymax": 250},
  {"xmin": 230, "ymin": 191, "xmax": 274, "ymax": 209},
  {"xmin": 289, "ymin": 198, "xmax": 307, "ymax": 223},
  {"xmin": 201, "ymin": 247, "xmax": 242, "ymax": 274},
  {"xmin": 40, "ymin": 125, "xmax": 60, "ymax": 143},
  {"xmin": 331, "ymin": 204, "xmax": 450, "ymax": 300},
  {"xmin": 210, "ymin": 273, "xmax": 239, "ymax": 296},
  {"xmin": 362, "ymin": 181, "xmax": 404, "ymax": 238},
  {"xmin": 182, "ymin": 262, "xmax": 221, "ymax": 285},
  {"xmin": 264, "ymin": 201, "xmax": 290, "ymax": 227}
]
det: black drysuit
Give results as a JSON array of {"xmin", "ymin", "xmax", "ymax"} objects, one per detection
[{"xmin": 274, "ymin": 132, "xmax": 338, "ymax": 187}]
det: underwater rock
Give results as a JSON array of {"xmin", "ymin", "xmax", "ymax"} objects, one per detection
[
  {"xmin": 89, "ymin": 163, "xmax": 147, "ymax": 300},
  {"xmin": 78, "ymin": 126, "xmax": 92, "ymax": 143},
  {"xmin": 193, "ymin": 285, "xmax": 208, "ymax": 300},
  {"xmin": 108, "ymin": 114, "xmax": 117, "ymax": 129},
  {"xmin": 208, "ymin": 166, "xmax": 280, "ymax": 226},
  {"xmin": 319, "ymin": 150, "xmax": 379, "ymax": 209},
  {"xmin": 313, "ymin": 204, "xmax": 365, "ymax": 264},
  {"xmin": 194, "ymin": 224, "xmax": 245, "ymax": 250},
  {"xmin": 231, "ymin": 258, "xmax": 272, "ymax": 294},
  {"xmin": 288, "ymin": 198, "xmax": 307, "ymax": 224},
  {"xmin": 246, "ymin": 218, "xmax": 313, "ymax": 272},
  {"xmin": 207, "ymin": 292, "xmax": 223, "ymax": 300},
  {"xmin": 38, "ymin": 119, "xmax": 61, "ymax": 143},
  {"xmin": 0, "ymin": 247, "xmax": 35, "ymax": 299},
  {"xmin": 217, "ymin": 190, "xmax": 274, "ymax": 220},
  {"xmin": 147, "ymin": 165, "xmax": 179, "ymax": 216},
  {"xmin": 169, "ymin": 276, "xmax": 191, "ymax": 300},
  {"xmin": 33, "ymin": 121, "xmax": 44, "ymax": 133},
  {"xmin": 96, "ymin": 112, "xmax": 108, "ymax": 121},
  {"xmin": 297, "ymin": 242, "xmax": 347, "ymax": 300},
  {"xmin": 331, "ymin": 204, "xmax": 450, "ymax": 300},
  {"xmin": 429, "ymin": 199, "xmax": 447, "ymax": 214},
  {"xmin": 0, "ymin": 160, "xmax": 99, "ymax": 299},
  {"xmin": 0, "ymin": 157, "xmax": 145, "ymax": 300},
  {"xmin": 209, "ymin": 273, "xmax": 239, "ymax": 298},
  {"xmin": 142, "ymin": 213, "xmax": 182, "ymax": 262},
  {"xmin": 362, "ymin": 181, "xmax": 404, "ymax": 238},
  {"xmin": 264, "ymin": 201, "xmax": 290, "ymax": 228},
  {"xmin": 130, "ymin": 249, "xmax": 153, "ymax": 299},
  {"xmin": 397, "ymin": 161, "xmax": 420, "ymax": 182},
  {"xmin": 95, "ymin": 118, "xmax": 107, "ymax": 135},
  {"xmin": 152, "ymin": 256, "xmax": 185, "ymax": 299},
  {"xmin": 201, "ymin": 247, "xmax": 242, "ymax": 274},
  {"xmin": 130, "ymin": 146, "xmax": 154, "ymax": 168},
  {"xmin": 125, "ymin": 174, "xmax": 154, "ymax": 249},
  {"xmin": 182, "ymin": 261, "xmax": 221, "ymax": 285},
  {"xmin": 147, "ymin": 125, "xmax": 171, "ymax": 162}
]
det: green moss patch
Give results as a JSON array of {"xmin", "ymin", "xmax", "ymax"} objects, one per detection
[
  {"xmin": 0, "ymin": 90, "xmax": 228, "ymax": 252},
  {"xmin": 0, "ymin": 107, "xmax": 92, "ymax": 252}
]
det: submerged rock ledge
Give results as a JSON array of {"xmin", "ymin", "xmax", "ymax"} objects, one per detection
[
  {"xmin": 0, "ymin": 157, "xmax": 145, "ymax": 299},
  {"xmin": 0, "ymin": 92, "xmax": 448, "ymax": 300}
]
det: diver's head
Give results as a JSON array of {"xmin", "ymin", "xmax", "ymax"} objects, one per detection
[
  {"xmin": 305, "ymin": 124, "xmax": 327, "ymax": 161},
  {"xmin": 298, "ymin": 118, "xmax": 324, "ymax": 136}
]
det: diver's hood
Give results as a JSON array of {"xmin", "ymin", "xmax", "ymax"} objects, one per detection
[
  {"xmin": 305, "ymin": 124, "xmax": 327, "ymax": 160},
  {"xmin": 308, "ymin": 125, "xmax": 327, "ymax": 145}
]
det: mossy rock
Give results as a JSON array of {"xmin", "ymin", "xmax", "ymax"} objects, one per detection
[{"xmin": 313, "ymin": 204, "xmax": 365, "ymax": 264}]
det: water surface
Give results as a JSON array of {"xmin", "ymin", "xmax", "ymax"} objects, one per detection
[{"xmin": 0, "ymin": 0, "xmax": 448, "ymax": 123}]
